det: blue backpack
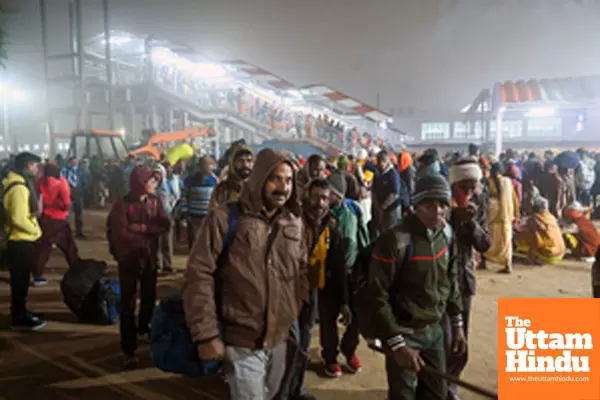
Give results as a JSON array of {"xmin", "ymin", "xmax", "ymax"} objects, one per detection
[
  {"xmin": 101, "ymin": 279, "xmax": 120, "ymax": 324},
  {"xmin": 151, "ymin": 203, "xmax": 239, "ymax": 377}
]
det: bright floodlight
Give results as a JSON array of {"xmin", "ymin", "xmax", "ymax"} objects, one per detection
[
  {"xmin": 526, "ymin": 107, "xmax": 556, "ymax": 118},
  {"xmin": 193, "ymin": 63, "xmax": 226, "ymax": 78},
  {"xmin": 0, "ymin": 84, "xmax": 26, "ymax": 102}
]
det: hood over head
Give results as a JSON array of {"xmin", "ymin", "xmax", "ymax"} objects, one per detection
[
  {"xmin": 238, "ymin": 148, "xmax": 301, "ymax": 216},
  {"xmin": 504, "ymin": 163, "xmax": 520, "ymax": 180},
  {"xmin": 129, "ymin": 167, "xmax": 160, "ymax": 197},
  {"xmin": 227, "ymin": 144, "xmax": 254, "ymax": 181},
  {"xmin": 44, "ymin": 162, "xmax": 61, "ymax": 180}
]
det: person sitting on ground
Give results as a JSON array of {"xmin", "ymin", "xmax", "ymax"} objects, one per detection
[
  {"xmin": 562, "ymin": 202, "xmax": 600, "ymax": 263},
  {"xmin": 514, "ymin": 195, "xmax": 566, "ymax": 265}
]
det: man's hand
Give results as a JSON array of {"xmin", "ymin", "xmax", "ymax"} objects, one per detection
[
  {"xmin": 129, "ymin": 223, "xmax": 146, "ymax": 232},
  {"xmin": 454, "ymin": 202, "xmax": 477, "ymax": 223},
  {"xmin": 452, "ymin": 327, "xmax": 468, "ymax": 356},
  {"xmin": 340, "ymin": 305, "xmax": 352, "ymax": 326},
  {"xmin": 393, "ymin": 346, "xmax": 424, "ymax": 372},
  {"xmin": 197, "ymin": 338, "xmax": 225, "ymax": 362}
]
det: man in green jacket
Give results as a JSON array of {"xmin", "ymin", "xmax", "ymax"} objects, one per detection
[{"xmin": 367, "ymin": 174, "xmax": 467, "ymax": 399}]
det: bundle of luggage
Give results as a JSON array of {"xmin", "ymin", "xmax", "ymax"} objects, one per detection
[{"xmin": 61, "ymin": 259, "xmax": 120, "ymax": 325}]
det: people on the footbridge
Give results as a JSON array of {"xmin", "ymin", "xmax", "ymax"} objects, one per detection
[
  {"xmin": 61, "ymin": 156, "xmax": 87, "ymax": 238},
  {"xmin": 107, "ymin": 167, "xmax": 170, "ymax": 368},
  {"xmin": 366, "ymin": 173, "xmax": 467, "ymax": 400},
  {"xmin": 445, "ymin": 158, "xmax": 491, "ymax": 400},
  {"xmin": 183, "ymin": 149, "xmax": 308, "ymax": 400},
  {"xmin": 34, "ymin": 162, "xmax": 80, "ymax": 286}
]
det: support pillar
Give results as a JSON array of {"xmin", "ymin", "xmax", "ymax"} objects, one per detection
[{"xmin": 495, "ymin": 109, "xmax": 504, "ymax": 158}]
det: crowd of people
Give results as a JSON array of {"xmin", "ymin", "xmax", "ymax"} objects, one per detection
[{"xmin": 2, "ymin": 140, "xmax": 600, "ymax": 400}]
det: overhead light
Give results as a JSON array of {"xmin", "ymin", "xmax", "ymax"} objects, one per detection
[
  {"xmin": 498, "ymin": 106, "xmax": 507, "ymax": 113},
  {"xmin": 119, "ymin": 128, "xmax": 126, "ymax": 136},
  {"xmin": 460, "ymin": 104, "xmax": 471, "ymax": 113},
  {"xmin": 526, "ymin": 107, "xmax": 555, "ymax": 118},
  {"xmin": 102, "ymin": 36, "xmax": 132, "ymax": 46}
]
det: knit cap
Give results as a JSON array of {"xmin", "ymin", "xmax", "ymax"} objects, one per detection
[
  {"xmin": 326, "ymin": 171, "xmax": 347, "ymax": 199},
  {"xmin": 413, "ymin": 174, "xmax": 451, "ymax": 206}
]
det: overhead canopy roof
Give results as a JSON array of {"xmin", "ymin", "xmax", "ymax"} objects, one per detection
[{"xmin": 466, "ymin": 75, "xmax": 600, "ymax": 115}]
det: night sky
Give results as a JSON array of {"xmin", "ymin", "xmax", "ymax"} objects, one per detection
[{"xmin": 2, "ymin": 0, "xmax": 600, "ymax": 142}]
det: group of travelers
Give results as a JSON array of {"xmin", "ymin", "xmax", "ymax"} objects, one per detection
[{"xmin": 2, "ymin": 139, "xmax": 600, "ymax": 400}]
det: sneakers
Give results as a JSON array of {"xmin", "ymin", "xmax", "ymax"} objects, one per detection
[
  {"xmin": 323, "ymin": 363, "xmax": 343, "ymax": 378},
  {"xmin": 345, "ymin": 354, "xmax": 362, "ymax": 374},
  {"xmin": 122, "ymin": 355, "xmax": 139, "ymax": 369},
  {"xmin": 581, "ymin": 257, "xmax": 596, "ymax": 263},
  {"xmin": 11, "ymin": 314, "xmax": 47, "ymax": 331},
  {"xmin": 33, "ymin": 277, "xmax": 48, "ymax": 286}
]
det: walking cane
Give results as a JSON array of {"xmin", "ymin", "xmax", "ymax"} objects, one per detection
[{"xmin": 368, "ymin": 343, "xmax": 499, "ymax": 400}]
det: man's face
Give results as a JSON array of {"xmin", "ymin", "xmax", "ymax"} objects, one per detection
[
  {"xmin": 144, "ymin": 176, "xmax": 158, "ymax": 194},
  {"xmin": 234, "ymin": 153, "xmax": 254, "ymax": 179},
  {"xmin": 263, "ymin": 162, "xmax": 294, "ymax": 210},
  {"xmin": 24, "ymin": 161, "xmax": 40, "ymax": 177},
  {"xmin": 328, "ymin": 191, "xmax": 343, "ymax": 208},
  {"xmin": 307, "ymin": 186, "xmax": 330, "ymax": 221},
  {"xmin": 414, "ymin": 200, "xmax": 449, "ymax": 230},
  {"xmin": 309, "ymin": 160, "xmax": 326, "ymax": 179},
  {"xmin": 453, "ymin": 179, "xmax": 477, "ymax": 204},
  {"xmin": 68, "ymin": 158, "xmax": 77, "ymax": 168},
  {"xmin": 377, "ymin": 156, "xmax": 390, "ymax": 171},
  {"xmin": 165, "ymin": 164, "xmax": 172, "ymax": 177}
]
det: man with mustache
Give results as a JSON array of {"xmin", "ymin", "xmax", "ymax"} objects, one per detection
[
  {"xmin": 183, "ymin": 149, "xmax": 308, "ymax": 400},
  {"xmin": 209, "ymin": 145, "xmax": 254, "ymax": 209},
  {"xmin": 277, "ymin": 178, "xmax": 350, "ymax": 400},
  {"xmin": 366, "ymin": 174, "xmax": 467, "ymax": 400}
]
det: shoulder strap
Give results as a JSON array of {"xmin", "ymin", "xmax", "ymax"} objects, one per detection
[
  {"xmin": 222, "ymin": 203, "xmax": 239, "ymax": 253},
  {"xmin": 3, "ymin": 181, "xmax": 26, "ymax": 199}
]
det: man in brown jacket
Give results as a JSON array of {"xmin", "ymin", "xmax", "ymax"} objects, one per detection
[{"xmin": 183, "ymin": 148, "xmax": 309, "ymax": 400}]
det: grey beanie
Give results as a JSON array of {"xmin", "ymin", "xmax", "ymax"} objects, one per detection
[
  {"xmin": 413, "ymin": 174, "xmax": 451, "ymax": 206},
  {"xmin": 326, "ymin": 171, "xmax": 347, "ymax": 199}
]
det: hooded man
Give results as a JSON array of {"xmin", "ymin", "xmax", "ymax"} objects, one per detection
[
  {"xmin": 367, "ymin": 173, "xmax": 466, "ymax": 400},
  {"xmin": 296, "ymin": 154, "xmax": 327, "ymax": 202},
  {"xmin": 183, "ymin": 149, "xmax": 309, "ymax": 400},
  {"xmin": 445, "ymin": 159, "xmax": 491, "ymax": 400},
  {"xmin": 107, "ymin": 168, "xmax": 171, "ymax": 367},
  {"xmin": 209, "ymin": 145, "xmax": 254, "ymax": 209},
  {"xmin": 3, "ymin": 152, "xmax": 45, "ymax": 330}
]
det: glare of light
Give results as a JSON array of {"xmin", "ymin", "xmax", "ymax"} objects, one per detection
[
  {"xmin": 285, "ymin": 90, "xmax": 303, "ymax": 99},
  {"xmin": 526, "ymin": 107, "xmax": 556, "ymax": 118},
  {"xmin": 379, "ymin": 121, "xmax": 388, "ymax": 129},
  {"xmin": 119, "ymin": 128, "xmax": 126, "ymax": 136},
  {"xmin": 498, "ymin": 106, "xmax": 507, "ymax": 114},
  {"xmin": 576, "ymin": 122, "xmax": 584, "ymax": 132},
  {"xmin": 43, "ymin": 144, "xmax": 49, "ymax": 150},
  {"xmin": 0, "ymin": 145, "xmax": 4, "ymax": 152},
  {"xmin": 460, "ymin": 104, "xmax": 471, "ymax": 113},
  {"xmin": 33, "ymin": 144, "xmax": 40, "ymax": 150},
  {"xmin": 192, "ymin": 63, "xmax": 226, "ymax": 78},
  {"xmin": 577, "ymin": 114, "xmax": 585, "ymax": 123},
  {"xmin": 102, "ymin": 36, "xmax": 132, "ymax": 46},
  {"xmin": 0, "ymin": 83, "xmax": 26, "ymax": 102},
  {"xmin": 23, "ymin": 144, "xmax": 30, "ymax": 151}
]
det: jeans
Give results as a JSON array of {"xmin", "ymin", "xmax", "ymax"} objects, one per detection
[
  {"xmin": 158, "ymin": 221, "xmax": 173, "ymax": 270},
  {"xmin": 69, "ymin": 192, "xmax": 84, "ymax": 236},
  {"xmin": 118, "ymin": 258, "xmax": 157, "ymax": 356},
  {"xmin": 442, "ymin": 294, "xmax": 473, "ymax": 396},
  {"xmin": 277, "ymin": 290, "xmax": 318, "ymax": 399},
  {"xmin": 224, "ymin": 343, "xmax": 287, "ymax": 400},
  {"xmin": 7, "ymin": 241, "xmax": 36, "ymax": 322}
]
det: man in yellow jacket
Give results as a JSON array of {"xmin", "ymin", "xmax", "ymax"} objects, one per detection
[{"xmin": 2, "ymin": 152, "xmax": 45, "ymax": 330}]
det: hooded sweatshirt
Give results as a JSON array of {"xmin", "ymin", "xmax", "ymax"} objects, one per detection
[
  {"xmin": 38, "ymin": 163, "xmax": 71, "ymax": 220},
  {"xmin": 3, "ymin": 171, "xmax": 42, "ymax": 242},
  {"xmin": 107, "ymin": 168, "xmax": 170, "ymax": 263},
  {"xmin": 209, "ymin": 145, "xmax": 253, "ymax": 209},
  {"xmin": 183, "ymin": 149, "xmax": 308, "ymax": 349}
]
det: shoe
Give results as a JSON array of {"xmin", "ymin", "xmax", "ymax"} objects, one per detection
[
  {"xmin": 293, "ymin": 394, "xmax": 317, "ymax": 400},
  {"xmin": 33, "ymin": 277, "xmax": 48, "ymax": 286},
  {"xmin": 122, "ymin": 355, "xmax": 139, "ymax": 369},
  {"xmin": 581, "ymin": 257, "xmax": 596, "ymax": 263},
  {"xmin": 11, "ymin": 315, "xmax": 47, "ymax": 331},
  {"xmin": 323, "ymin": 363, "xmax": 342, "ymax": 378},
  {"xmin": 345, "ymin": 354, "xmax": 362, "ymax": 373},
  {"xmin": 76, "ymin": 234, "xmax": 87, "ymax": 239}
]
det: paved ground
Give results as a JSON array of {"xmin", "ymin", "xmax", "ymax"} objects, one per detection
[{"xmin": 0, "ymin": 211, "xmax": 594, "ymax": 399}]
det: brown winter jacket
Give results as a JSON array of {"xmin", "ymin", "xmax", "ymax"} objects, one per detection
[{"xmin": 183, "ymin": 149, "xmax": 309, "ymax": 349}]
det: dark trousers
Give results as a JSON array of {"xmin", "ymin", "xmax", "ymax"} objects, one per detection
[
  {"xmin": 187, "ymin": 216, "xmax": 205, "ymax": 250},
  {"xmin": 118, "ymin": 258, "xmax": 157, "ymax": 357},
  {"xmin": 385, "ymin": 324, "xmax": 446, "ymax": 400},
  {"xmin": 35, "ymin": 215, "xmax": 79, "ymax": 278},
  {"xmin": 442, "ymin": 294, "xmax": 473, "ymax": 396},
  {"xmin": 69, "ymin": 193, "xmax": 84, "ymax": 236},
  {"xmin": 594, "ymin": 285, "xmax": 600, "ymax": 298},
  {"xmin": 318, "ymin": 288, "xmax": 360, "ymax": 364},
  {"xmin": 7, "ymin": 241, "xmax": 36, "ymax": 322},
  {"xmin": 277, "ymin": 290, "xmax": 318, "ymax": 400}
]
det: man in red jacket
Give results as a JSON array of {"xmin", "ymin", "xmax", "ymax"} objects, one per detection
[
  {"xmin": 107, "ymin": 167, "xmax": 170, "ymax": 367},
  {"xmin": 35, "ymin": 163, "xmax": 80, "ymax": 286}
]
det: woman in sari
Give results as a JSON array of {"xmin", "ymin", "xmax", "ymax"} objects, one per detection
[
  {"xmin": 515, "ymin": 195, "xmax": 566, "ymax": 265},
  {"xmin": 485, "ymin": 163, "xmax": 520, "ymax": 273}
]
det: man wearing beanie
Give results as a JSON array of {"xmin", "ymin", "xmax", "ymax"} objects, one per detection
[
  {"xmin": 366, "ymin": 173, "xmax": 466, "ymax": 399},
  {"xmin": 444, "ymin": 159, "xmax": 491, "ymax": 400},
  {"xmin": 372, "ymin": 150, "xmax": 403, "ymax": 237},
  {"xmin": 319, "ymin": 171, "xmax": 363, "ymax": 377},
  {"xmin": 2, "ymin": 152, "xmax": 46, "ymax": 330}
]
